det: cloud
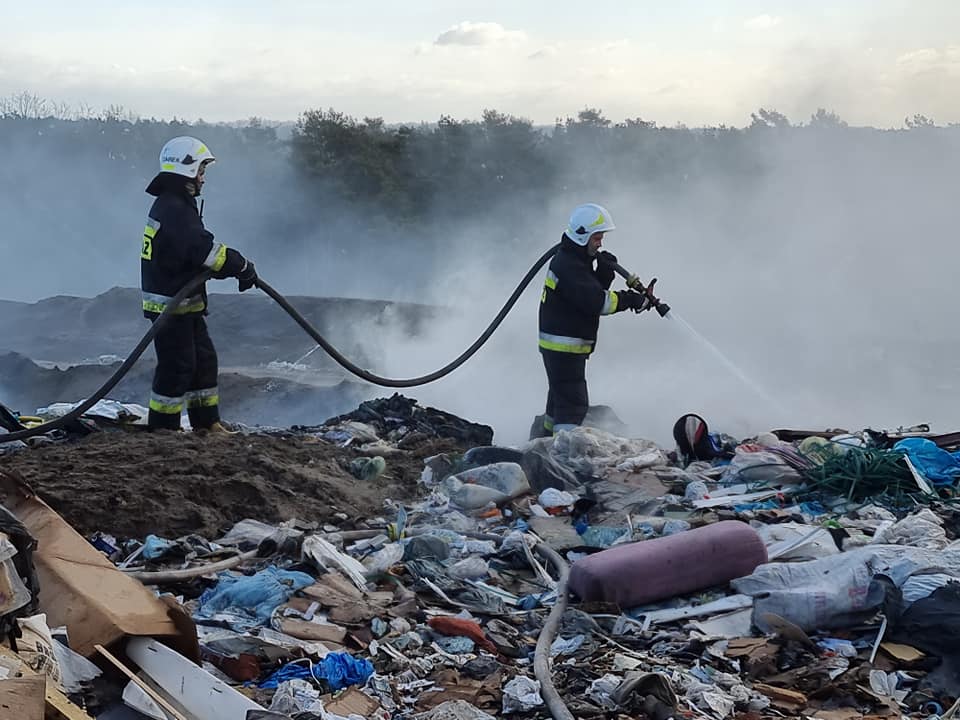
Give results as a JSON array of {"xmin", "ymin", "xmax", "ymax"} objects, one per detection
[
  {"xmin": 744, "ymin": 14, "xmax": 782, "ymax": 31},
  {"xmin": 896, "ymin": 45, "xmax": 960, "ymax": 74},
  {"xmin": 528, "ymin": 46, "xmax": 558, "ymax": 61},
  {"xmin": 434, "ymin": 21, "xmax": 526, "ymax": 47}
]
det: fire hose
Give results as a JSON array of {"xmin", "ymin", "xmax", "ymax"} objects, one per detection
[{"xmin": 1, "ymin": 245, "xmax": 668, "ymax": 443}]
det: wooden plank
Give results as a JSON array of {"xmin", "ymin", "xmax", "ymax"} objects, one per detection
[
  {"xmin": 94, "ymin": 644, "xmax": 188, "ymax": 720},
  {"xmin": 44, "ymin": 686, "xmax": 96, "ymax": 720},
  {"xmin": 753, "ymin": 682, "xmax": 808, "ymax": 708},
  {"xmin": 0, "ymin": 676, "xmax": 45, "ymax": 720},
  {"xmin": 276, "ymin": 617, "xmax": 347, "ymax": 643}
]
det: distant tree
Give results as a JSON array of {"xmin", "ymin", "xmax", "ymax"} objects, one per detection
[
  {"xmin": 241, "ymin": 116, "xmax": 278, "ymax": 144},
  {"xmin": 0, "ymin": 91, "xmax": 47, "ymax": 119},
  {"xmin": 292, "ymin": 108, "xmax": 425, "ymax": 217},
  {"xmin": 809, "ymin": 108, "xmax": 847, "ymax": 128},
  {"xmin": 749, "ymin": 108, "xmax": 791, "ymax": 129},
  {"xmin": 48, "ymin": 101, "xmax": 72, "ymax": 120},
  {"xmin": 905, "ymin": 113, "xmax": 935, "ymax": 129},
  {"xmin": 570, "ymin": 107, "xmax": 611, "ymax": 128},
  {"xmin": 101, "ymin": 104, "xmax": 134, "ymax": 123},
  {"xmin": 617, "ymin": 117, "xmax": 657, "ymax": 129}
]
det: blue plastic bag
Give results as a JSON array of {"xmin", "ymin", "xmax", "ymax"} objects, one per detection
[
  {"xmin": 894, "ymin": 438, "xmax": 960, "ymax": 486},
  {"xmin": 259, "ymin": 653, "xmax": 374, "ymax": 691},
  {"xmin": 195, "ymin": 566, "xmax": 315, "ymax": 631},
  {"xmin": 142, "ymin": 534, "xmax": 176, "ymax": 560}
]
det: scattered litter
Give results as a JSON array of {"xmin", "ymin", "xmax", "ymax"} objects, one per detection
[
  {"xmin": 8, "ymin": 394, "xmax": 960, "ymax": 720},
  {"xmin": 502, "ymin": 675, "xmax": 543, "ymax": 714}
]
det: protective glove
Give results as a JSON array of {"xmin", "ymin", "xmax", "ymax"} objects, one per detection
[
  {"xmin": 595, "ymin": 251, "xmax": 617, "ymax": 288},
  {"xmin": 617, "ymin": 289, "xmax": 653, "ymax": 313},
  {"xmin": 237, "ymin": 261, "xmax": 258, "ymax": 292},
  {"xmin": 597, "ymin": 250, "xmax": 618, "ymax": 267},
  {"xmin": 212, "ymin": 247, "xmax": 247, "ymax": 279}
]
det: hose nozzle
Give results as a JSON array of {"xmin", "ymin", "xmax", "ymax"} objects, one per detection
[{"xmin": 612, "ymin": 262, "xmax": 670, "ymax": 319}]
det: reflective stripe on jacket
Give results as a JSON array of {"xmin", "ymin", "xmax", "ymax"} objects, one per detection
[{"xmin": 538, "ymin": 235, "xmax": 623, "ymax": 354}]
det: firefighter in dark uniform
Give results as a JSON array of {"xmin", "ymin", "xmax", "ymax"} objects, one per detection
[
  {"xmin": 140, "ymin": 136, "xmax": 257, "ymax": 432},
  {"xmin": 538, "ymin": 203, "xmax": 652, "ymax": 435}
]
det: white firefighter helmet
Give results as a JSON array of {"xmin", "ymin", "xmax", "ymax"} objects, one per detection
[
  {"xmin": 566, "ymin": 203, "xmax": 615, "ymax": 246},
  {"xmin": 158, "ymin": 136, "xmax": 215, "ymax": 178}
]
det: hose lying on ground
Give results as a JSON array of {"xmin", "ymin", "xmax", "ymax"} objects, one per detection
[
  {"xmin": 0, "ymin": 272, "xmax": 213, "ymax": 444},
  {"xmin": 532, "ymin": 542, "xmax": 575, "ymax": 720},
  {"xmin": 2, "ymin": 244, "xmax": 560, "ymax": 442}
]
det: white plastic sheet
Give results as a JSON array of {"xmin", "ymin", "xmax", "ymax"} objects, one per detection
[{"xmin": 549, "ymin": 427, "xmax": 667, "ymax": 477}]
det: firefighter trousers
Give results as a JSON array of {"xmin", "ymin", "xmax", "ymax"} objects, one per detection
[
  {"xmin": 147, "ymin": 314, "xmax": 221, "ymax": 430},
  {"xmin": 541, "ymin": 349, "xmax": 589, "ymax": 433}
]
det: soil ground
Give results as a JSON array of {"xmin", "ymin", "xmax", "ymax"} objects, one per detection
[{"xmin": 0, "ymin": 429, "xmax": 465, "ymax": 539}]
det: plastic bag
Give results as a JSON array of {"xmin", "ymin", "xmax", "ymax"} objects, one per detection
[
  {"xmin": 722, "ymin": 447, "xmax": 801, "ymax": 485},
  {"xmin": 366, "ymin": 542, "xmax": 406, "ymax": 572},
  {"xmin": 578, "ymin": 526, "xmax": 631, "ymax": 548},
  {"xmin": 217, "ymin": 519, "xmax": 279, "ymax": 547},
  {"xmin": 350, "ymin": 456, "xmax": 387, "ymax": 481},
  {"xmin": 17, "ymin": 614, "xmax": 102, "ymax": 694},
  {"xmin": 538, "ymin": 488, "xmax": 576, "ymax": 510},
  {"xmin": 757, "ymin": 522, "xmax": 839, "ymax": 561},
  {"xmin": 447, "ymin": 463, "xmax": 529, "ymax": 496},
  {"xmin": 616, "ymin": 452, "xmax": 666, "ymax": 473},
  {"xmin": 901, "ymin": 573, "xmax": 955, "ymax": 603},
  {"xmin": 260, "ymin": 653, "xmax": 374, "ymax": 692},
  {"xmin": 730, "ymin": 545, "xmax": 960, "ymax": 632},
  {"xmin": 268, "ymin": 679, "xmax": 324, "ymax": 714},
  {"xmin": 502, "ymin": 676, "xmax": 544, "ymax": 714},
  {"xmin": 0, "ymin": 534, "xmax": 30, "ymax": 616},
  {"xmin": 447, "ymin": 558, "xmax": 489, "ymax": 580},
  {"xmin": 440, "ymin": 480, "xmax": 504, "ymax": 511},
  {"xmin": 683, "ymin": 481, "xmax": 709, "ymax": 502},
  {"xmin": 195, "ymin": 566, "xmax": 316, "ymax": 631},
  {"xmin": 142, "ymin": 534, "xmax": 177, "ymax": 561},
  {"xmin": 871, "ymin": 509, "xmax": 948, "ymax": 551},
  {"xmin": 661, "ymin": 520, "xmax": 691, "ymax": 536},
  {"xmin": 549, "ymin": 427, "xmax": 666, "ymax": 478}
]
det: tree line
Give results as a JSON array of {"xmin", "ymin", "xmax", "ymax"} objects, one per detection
[{"xmin": 1, "ymin": 90, "xmax": 955, "ymax": 244}]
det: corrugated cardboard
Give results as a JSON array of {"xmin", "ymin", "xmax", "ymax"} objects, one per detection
[
  {"xmin": 0, "ymin": 474, "xmax": 194, "ymax": 659},
  {"xmin": 0, "ymin": 676, "xmax": 45, "ymax": 720}
]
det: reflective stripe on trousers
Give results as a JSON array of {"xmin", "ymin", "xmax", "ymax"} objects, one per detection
[
  {"xmin": 149, "ymin": 392, "xmax": 184, "ymax": 415},
  {"xmin": 185, "ymin": 386, "xmax": 219, "ymax": 409},
  {"xmin": 537, "ymin": 332, "xmax": 594, "ymax": 354},
  {"xmin": 142, "ymin": 291, "xmax": 206, "ymax": 315}
]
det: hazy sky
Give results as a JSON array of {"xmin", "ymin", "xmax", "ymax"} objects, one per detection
[{"xmin": 2, "ymin": 0, "xmax": 957, "ymax": 127}]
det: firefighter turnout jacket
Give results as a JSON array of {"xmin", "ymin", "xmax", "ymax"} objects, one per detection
[
  {"xmin": 538, "ymin": 235, "xmax": 625, "ymax": 355},
  {"xmin": 140, "ymin": 174, "xmax": 245, "ymax": 318}
]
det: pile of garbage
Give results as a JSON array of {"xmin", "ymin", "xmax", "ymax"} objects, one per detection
[{"xmin": 4, "ymin": 401, "xmax": 960, "ymax": 719}]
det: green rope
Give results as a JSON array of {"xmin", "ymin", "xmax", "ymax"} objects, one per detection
[{"xmin": 797, "ymin": 447, "xmax": 945, "ymax": 516}]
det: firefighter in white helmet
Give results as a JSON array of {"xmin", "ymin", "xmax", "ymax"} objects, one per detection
[
  {"xmin": 537, "ymin": 203, "xmax": 652, "ymax": 434},
  {"xmin": 140, "ymin": 136, "xmax": 257, "ymax": 433}
]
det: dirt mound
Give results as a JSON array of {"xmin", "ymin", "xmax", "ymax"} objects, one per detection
[{"xmin": 0, "ymin": 430, "xmax": 463, "ymax": 539}]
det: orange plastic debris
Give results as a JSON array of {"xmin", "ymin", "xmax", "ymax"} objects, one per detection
[{"xmin": 428, "ymin": 616, "xmax": 499, "ymax": 654}]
